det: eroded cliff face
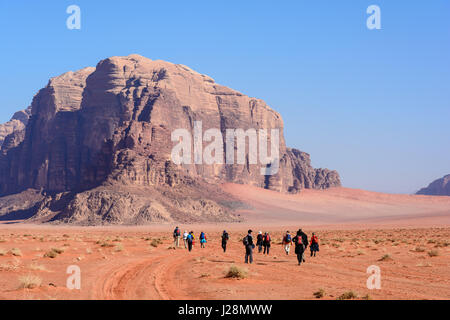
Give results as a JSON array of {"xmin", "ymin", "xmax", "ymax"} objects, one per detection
[
  {"xmin": 0, "ymin": 55, "xmax": 340, "ymax": 224},
  {"xmin": 417, "ymin": 175, "xmax": 450, "ymax": 196}
]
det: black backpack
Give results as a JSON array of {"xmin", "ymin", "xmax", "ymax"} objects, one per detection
[{"xmin": 243, "ymin": 235, "xmax": 249, "ymax": 246}]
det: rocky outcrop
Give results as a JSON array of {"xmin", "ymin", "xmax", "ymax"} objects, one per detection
[
  {"xmin": 0, "ymin": 106, "xmax": 31, "ymax": 148},
  {"xmin": 0, "ymin": 55, "xmax": 340, "ymax": 224},
  {"xmin": 416, "ymin": 175, "xmax": 450, "ymax": 196}
]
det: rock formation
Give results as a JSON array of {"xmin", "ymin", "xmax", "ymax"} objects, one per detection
[
  {"xmin": 416, "ymin": 175, "xmax": 450, "ymax": 196},
  {"xmin": 0, "ymin": 106, "xmax": 31, "ymax": 148},
  {"xmin": 0, "ymin": 55, "xmax": 340, "ymax": 224}
]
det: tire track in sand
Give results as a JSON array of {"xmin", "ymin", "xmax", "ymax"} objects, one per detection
[{"xmin": 91, "ymin": 249, "xmax": 202, "ymax": 300}]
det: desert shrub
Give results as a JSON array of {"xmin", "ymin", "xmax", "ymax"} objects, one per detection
[
  {"xmin": 378, "ymin": 254, "xmax": 392, "ymax": 261},
  {"xmin": 428, "ymin": 250, "xmax": 439, "ymax": 257},
  {"xmin": 18, "ymin": 274, "xmax": 42, "ymax": 289},
  {"xmin": 150, "ymin": 238, "xmax": 163, "ymax": 247},
  {"xmin": 414, "ymin": 247, "xmax": 425, "ymax": 252},
  {"xmin": 44, "ymin": 248, "xmax": 63, "ymax": 258},
  {"xmin": 0, "ymin": 248, "xmax": 7, "ymax": 256},
  {"xmin": 10, "ymin": 248, "xmax": 22, "ymax": 256},
  {"xmin": 362, "ymin": 294, "xmax": 372, "ymax": 300},
  {"xmin": 114, "ymin": 243, "xmax": 124, "ymax": 252},
  {"xmin": 337, "ymin": 291, "xmax": 358, "ymax": 300},
  {"xmin": 313, "ymin": 289, "xmax": 326, "ymax": 299},
  {"xmin": 100, "ymin": 242, "xmax": 114, "ymax": 248},
  {"xmin": 225, "ymin": 265, "xmax": 248, "ymax": 279}
]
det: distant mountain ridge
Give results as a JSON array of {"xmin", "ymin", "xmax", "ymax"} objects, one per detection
[{"xmin": 417, "ymin": 175, "xmax": 450, "ymax": 196}]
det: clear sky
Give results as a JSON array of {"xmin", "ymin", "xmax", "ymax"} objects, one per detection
[{"xmin": 0, "ymin": 1, "xmax": 449, "ymax": 194}]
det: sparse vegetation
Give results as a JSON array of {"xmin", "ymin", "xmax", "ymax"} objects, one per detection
[
  {"xmin": 44, "ymin": 248, "xmax": 64, "ymax": 258},
  {"xmin": 313, "ymin": 288, "xmax": 326, "ymax": 299},
  {"xmin": 337, "ymin": 291, "xmax": 358, "ymax": 300},
  {"xmin": 10, "ymin": 248, "xmax": 22, "ymax": 256},
  {"xmin": 379, "ymin": 254, "xmax": 392, "ymax": 261},
  {"xmin": 225, "ymin": 265, "xmax": 248, "ymax": 279},
  {"xmin": 414, "ymin": 247, "xmax": 425, "ymax": 252},
  {"xmin": 150, "ymin": 238, "xmax": 163, "ymax": 248},
  {"xmin": 427, "ymin": 250, "xmax": 439, "ymax": 257},
  {"xmin": 18, "ymin": 274, "xmax": 42, "ymax": 289}
]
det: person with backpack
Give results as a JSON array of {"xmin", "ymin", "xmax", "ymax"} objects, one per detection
[
  {"xmin": 283, "ymin": 231, "xmax": 292, "ymax": 255},
  {"xmin": 173, "ymin": 226, "xmax": 181, "ymax": 248},
  {"xmin": 199, "ymin": 231, "xmax": 207, "ymax": 248},
  {"xmin": 221, "ymin": 230, "xmax": 229, "ymax": 253},
  {"xmin": 293, "ymin": 230, "xmax": 305, "ymax": 265},
  {"xmin": 256, "ymin": 231, "xmax": 264, "ymax": 253},
  {"xmin": 310, "ymin": 232, "xmax": 319, "ymax": 257},
  {"xmin": 187, "ymin": 231, "xmax": 195, "ymax": 252},
  {"xmin": 243, "ymin": 229, "xmax": 255, "ymax": 264},
  {"xmin": 183, "ymin": 230, "xmax": 189, "ymax": 249},
  {"xmin": 299, "ymin": 229, "xmax": 308, "ymax": 262},
  {"xmin": 263, "ymin": 232, "xmax": 271, "ymax": 255}
]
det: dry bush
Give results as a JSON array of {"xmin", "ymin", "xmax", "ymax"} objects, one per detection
[
  {"xmin": 428, "ymin": 250, "xmax": 439, "ymax": 257},
  {"xmin": 337, "ymin": 291, "xmax": 358, "ymax": 300},
  {"xmin": 378, "ymin": 254, "xmax": 392, "ymax": 261},
  {"xmin": 114, "ymin": 243, "xmax": 124, "ymax": 252},
  {"xmin": 225, "ymin": 265, "xmax": 248, "ymax": 279},
  {"xmin": 18, "ymin": 274, "xmax": 42, "ymax": 289},
  {"xmin": 44, "ymin": 248, "xmax": 63, "ymax": 258},
  {"xmin": 313, "ymin": 289, "xmax": 326, "ymax": 299},
  {"xmin": 10, "ymin": 248, "xmax": 22, "ymax": 256},
  {"xmin": 414, "ymin": 247, "xmax": 425, "ymax": 252}
]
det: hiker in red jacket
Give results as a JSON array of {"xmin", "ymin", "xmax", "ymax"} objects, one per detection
[
  {"xmin": 293, "ymin": 230, "xmax": 305, "ymax": 266},
  {"xmin": 310, "ymin": 232, "xmax": 319, "ymax": 257},
  {"xmin": 263, "ymin": 232, "xmax": 271, "ymax": 255}
]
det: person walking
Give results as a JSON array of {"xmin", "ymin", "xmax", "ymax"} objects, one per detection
[
  {"xmin": 256, "ymin": 231, "xmax": 263, "ymax": 253},
  {"xmin": 310, "ymin": 232, "xmax": 319, "ymax": 257},
  {"xmin": 283, "ymin": 231, "xmax": 292, "ymax": 255},
  {"xmin": 187, "ymin": 231, "xmax": 195, "ymax": 252},
  {"xmin": 199, "ymin": 231, "xmax": 207, "ymax": 248},
  {"xmin": 221, "ymin": 230, "xmax": 229, "ymax": 253},
  {"xmin": 183, "ymin": 230, "xmax": 189, "ymax": 249},
  {"xmin": 243, "ymin": 229, "xmax": 255, "ymax": 264},
  {"xmin": 293, "ymin": 230, "xmax": 305, "ymax": 266},
  {"xmin": 263, "ymin": 232, "xmax": 271, "ymax": 255},
  {"xmin": 173, "ymin": 226, "xmax": 181, "ymax": 248},
  {"xmin": 299, "ymin": 229, "xmax": 308, "ymax": 262}
]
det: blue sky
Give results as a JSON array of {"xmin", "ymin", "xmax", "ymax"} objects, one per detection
[{"xmin": 0, "ymin": 0, "xmax": 449, "ymax": 193}]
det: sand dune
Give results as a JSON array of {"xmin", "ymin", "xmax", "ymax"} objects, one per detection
[{"xmin": 222, "ymin": 184, "xmax": 450, "ymax": 228}]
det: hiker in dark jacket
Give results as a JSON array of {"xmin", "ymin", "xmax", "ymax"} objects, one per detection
[
  {"xmin": 256, "ymin": 231, "xmax": 263, "ymax": 253},
  {"xmin": 243, "ymin": 229, "xmax": 254, "ymax": 264},
  {"xmin": 263, "ymin": 232, "xmax": 271, "ymax": 255},
  {"xmin": 293, "ymin": 230, "xmax": 305, "ymax": 265},
  {"xmin": 221, "ymin": 230, "xmax": 229, "ymax": 253},
  {"xmin": 299, "ymin": 228, "xmax": 308, "ymax": 262}
]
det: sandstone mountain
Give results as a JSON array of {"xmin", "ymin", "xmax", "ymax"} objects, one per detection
[
  {"xmin": 0, "ymin": 106, "xmax": 31, "ymax": 148},
  {"xmin": 416, "ymin": 175, "xmax": 450, "ymax": 196},
  {"xmin": 0, "ymin": 55, "xmax": 340, "ymax": 224}
]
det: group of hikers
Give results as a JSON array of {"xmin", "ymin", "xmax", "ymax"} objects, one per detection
[{"xmin": 172, "ymin": 226, "xmax": 320, "ymax": 266}]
